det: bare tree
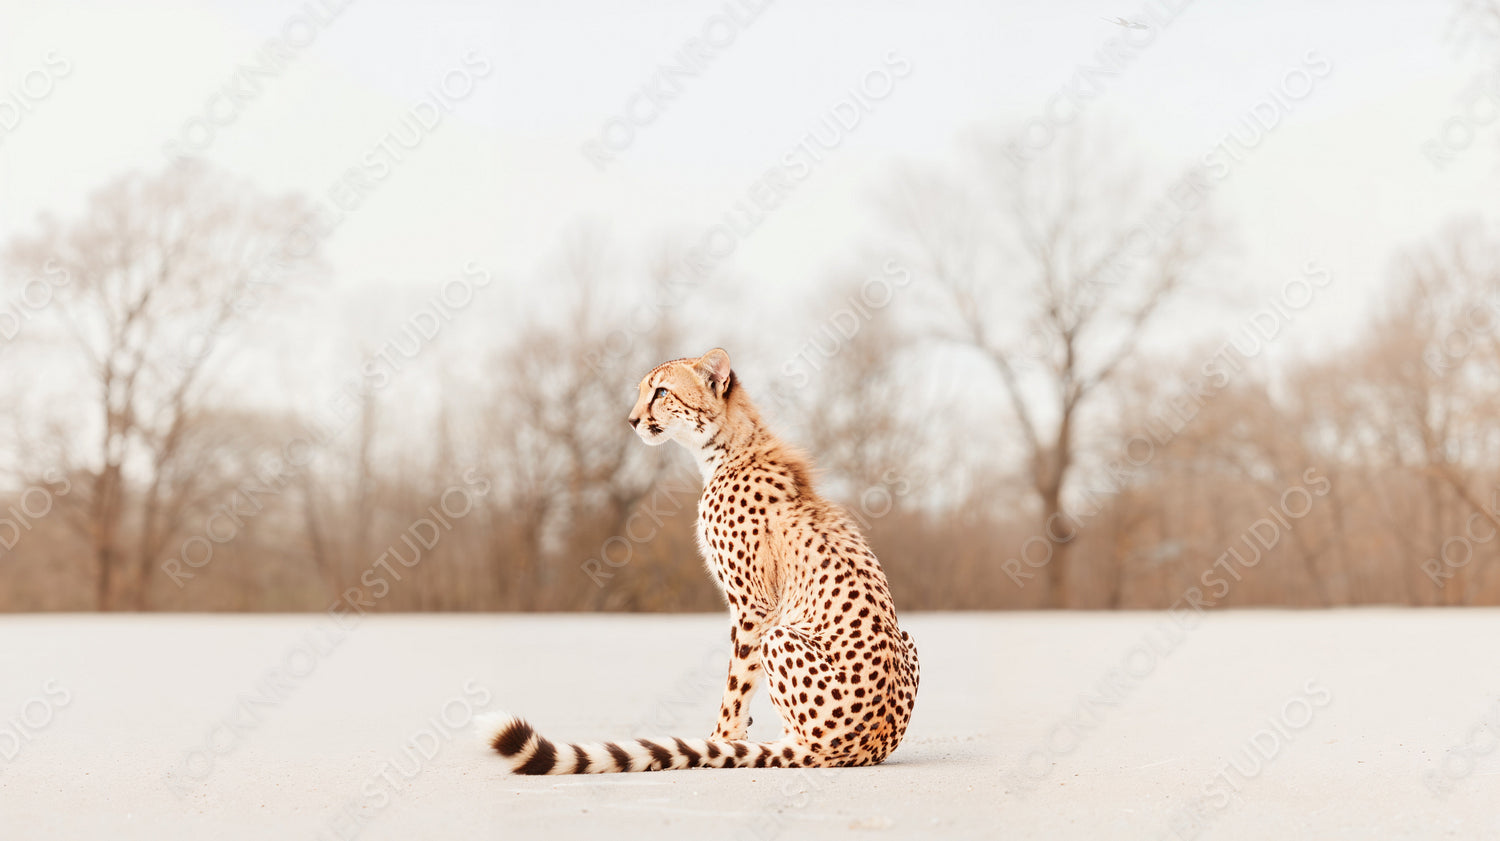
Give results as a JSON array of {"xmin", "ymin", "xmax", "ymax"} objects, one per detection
[
  {"xmin": 882, "ymin": 126, "xmax": 1219, "ymax": 607},
  {"xmin": 468, "ymin": 234, "xmax": 699, "ymax": 610},
  {"xmin": 3, "ymin": 162, "xmax": 319, "ymax": 609},
  {"xmin": 1342, "ymin": 221, "xmax": 1500, "ymax": 604},
  {"xmin": 785, "ymin": 274, "xmax": 932, "ymax": 500}
]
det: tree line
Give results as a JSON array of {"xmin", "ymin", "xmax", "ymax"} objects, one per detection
[{"xmin": 1, "ymin": 129, "xmax": 1497, "ymax": 612}]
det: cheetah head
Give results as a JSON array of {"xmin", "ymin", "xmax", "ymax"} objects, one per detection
[{"xmin": 628, "ymin": 348, "xmax": 735, "ymax": 447}]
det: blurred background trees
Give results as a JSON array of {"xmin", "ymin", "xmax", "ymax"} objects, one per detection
[
  {"xmin": 3, "ymin": 163, "xmax": 321, "ymax": 610},
  {"xmin": 881, "ymin": 127, "xmax": 1220, "ymax": 607},
  {"xmin": 1, "ymin": 144, "xmax": 1497, "ymax": 612}
]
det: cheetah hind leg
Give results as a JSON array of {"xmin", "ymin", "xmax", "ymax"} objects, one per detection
[{"xmin": 758, "ymin": 626, "xmax": 860, "ymax": 766}]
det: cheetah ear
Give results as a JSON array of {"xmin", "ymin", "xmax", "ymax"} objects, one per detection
[{"xmin": 694, "ymin": 348, "xmax": 732, "ymax": 396}]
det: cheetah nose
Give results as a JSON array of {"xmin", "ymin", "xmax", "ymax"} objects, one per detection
[{"xmin": 629, "ymin": 416, "xmax": 640, "ymax": 428}]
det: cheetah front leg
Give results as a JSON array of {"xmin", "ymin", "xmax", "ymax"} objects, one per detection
[{"xmin": 712, "ymin": 610, "xmax": 766, "ymax": 740}]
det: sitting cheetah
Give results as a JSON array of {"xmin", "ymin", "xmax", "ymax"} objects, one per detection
[{"xmin": 480, "ymin": 348, "xmax": 920, "ymax": 773}]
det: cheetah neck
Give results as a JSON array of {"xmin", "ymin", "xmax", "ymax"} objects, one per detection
[{"xmin": 683, "ymin": 397, "xmax": 770, "ymax": 483}]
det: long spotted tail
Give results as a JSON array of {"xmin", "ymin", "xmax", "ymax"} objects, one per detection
[{"xmin": 477, "ymin": 712, "xmax": 814, "ymax": 774}]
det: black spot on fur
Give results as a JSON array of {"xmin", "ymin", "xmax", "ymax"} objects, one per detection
[
  {"xmin": 674, "ymin": 737, "xmax": 702, "ymax": 767},
  {"xmin": 639, "ymin": 739, "xmax": 674, "ymax": 770},
  {"xmin": 515, "ymin": 736, "xmax": 558, "ymax": 775},
  {"xmin": 605, "ymin": 741, "xmax": 632, "ymax": 771},
  {"xmin": 491, "ymin": 718, "xmax": 532, "ymax": 756}
]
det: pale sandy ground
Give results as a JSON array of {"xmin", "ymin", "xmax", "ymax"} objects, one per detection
[{"xmin": 0, "ymin": 610, "xmax": 1496, "ymax": 839}]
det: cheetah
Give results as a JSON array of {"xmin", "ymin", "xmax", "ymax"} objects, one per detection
[{"xmin": 480, "ymin": 348, "xmax": 920, "ymax": 773}]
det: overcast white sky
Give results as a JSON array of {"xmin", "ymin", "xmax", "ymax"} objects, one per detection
[{"xmin": 0, "ymin": 0, "xmax": 1496, "ymax": 379}]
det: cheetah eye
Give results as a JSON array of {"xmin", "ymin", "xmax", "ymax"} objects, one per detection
[{"xmin": 653, "ymin": 387, "xmax": 668, "ymax": 401}]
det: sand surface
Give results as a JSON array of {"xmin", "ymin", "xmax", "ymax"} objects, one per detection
[{"xmin": 0, "ymin": 610, "xmax": 1495, "ymax": 839}]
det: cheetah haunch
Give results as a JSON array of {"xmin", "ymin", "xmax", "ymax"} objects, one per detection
[{"xmin": 481, "ymin": 348, "xmax": 920, "ymax": 773}]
